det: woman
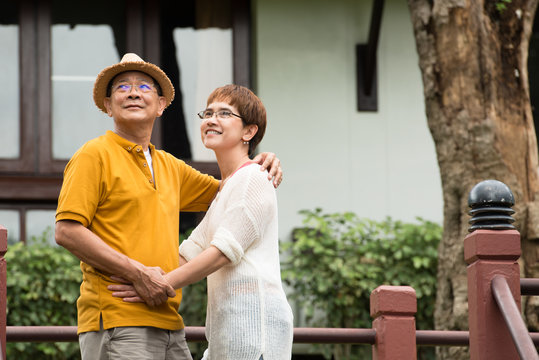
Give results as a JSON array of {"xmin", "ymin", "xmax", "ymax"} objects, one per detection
[{"xmin": 112, "ymin": 84, "xmax": 293, "ymax": 360}]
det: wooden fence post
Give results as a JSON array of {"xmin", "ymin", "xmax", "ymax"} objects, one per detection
[
  {"xmin": 370, "ymin": 285, "xmax": 417, "ymax": 360},
  {"xmin": 465, "ymin": 180, "xmax": 521, "ymax": 359},
  {"xmin": 0, "ymin": 226, "xmax": 7, "ymax": 360}
]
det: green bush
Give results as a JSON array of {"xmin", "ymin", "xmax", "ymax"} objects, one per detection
[
  {"xmin": 178, "ymin": 228, "xmax": 209, "ymax": 358},
  {"xmin": 4, "ymin": 227, "xmax": 209, "ymax": 359},
  {"xmin": 5, "ymin": 228, "xmax": 82, "ymax": 359},
  {"xmin": 282, "ymin": 209, "xmax": 441, "ymax": 360},
  {"xmin": 178, "ymin": 278, "xmax": 208, "ymax": 358}
]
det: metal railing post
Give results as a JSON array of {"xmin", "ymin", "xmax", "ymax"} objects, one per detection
[
  {"xmin": 465, "ymin": 180, "xmax": 521, "ymax": 359},
  {"xmin": 370, "ymin": 285, "xmax": 417, "ymax": 360},
  {"xmin": 0, "ymin": 226, "xmax": 7, "ymax": 360}
]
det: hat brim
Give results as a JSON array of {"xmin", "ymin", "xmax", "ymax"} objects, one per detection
[{"xmin": 93, "ymin": 61, "xmax": 175, "ymax": 113}]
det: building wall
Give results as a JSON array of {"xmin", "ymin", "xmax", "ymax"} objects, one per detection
[{"xmin": 254, "ymin": 0, "xmax": 443, "ymax": 242}]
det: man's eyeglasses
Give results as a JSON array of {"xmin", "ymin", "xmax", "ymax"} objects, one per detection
[
  {"xmin": 112, "ymin": 83, "xmax": 156, "ymax": 94},
  {"xmin": 197, "ymin": 110, "xmax": 243, "ymax": 120}
]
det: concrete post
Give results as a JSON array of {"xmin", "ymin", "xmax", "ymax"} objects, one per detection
[
  {"xmin": 464, "ymin": 229, "xmax": 521, "ymax": 359},
  {"xmin": 465, "ymin": 180, "xmax": 520, "ymax": 359},
  {"xmin": 370, "ymin": 285, "xmax": 417, "ymax": 360}
]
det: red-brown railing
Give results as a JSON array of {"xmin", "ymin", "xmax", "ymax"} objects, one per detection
[
  {"xmin": 492, "ymin": 275, "xmax": 538, "ymax": 359},
  {"xmin": 0, "ymin": 180, "xmax": 538, "ymax": 359}
]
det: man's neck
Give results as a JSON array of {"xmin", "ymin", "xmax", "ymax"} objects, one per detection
[{"xmin": 113, "ymin": 125, "xmax": 153, "ymax": 151}]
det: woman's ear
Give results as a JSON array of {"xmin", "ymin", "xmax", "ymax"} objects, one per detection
[{"xmin": 243, "ymin": 124, "xmax": 258, "ymax": 141}]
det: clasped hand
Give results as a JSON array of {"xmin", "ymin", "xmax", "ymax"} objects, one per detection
[{"xmin": 108, "ymin": 265, "xmax": 175, "ymax": 307}]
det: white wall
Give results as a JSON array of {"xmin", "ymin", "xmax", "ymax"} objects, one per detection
[{"xmin": 254, "ymin": 0, "xmax": 443, "ymax": 242}]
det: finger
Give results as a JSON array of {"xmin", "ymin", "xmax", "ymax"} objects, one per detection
[
  {"xmin": 267, "ymin": 158, "xmax": 280, "ymax": 180},
  {"xmin": 108, "ymin": 284, "xmax": 135, "ymax": 291},
  {"xmin": 122, "ymin": 296, "xmax": 144, "ymax": 303},
  {"xmin": 111, "ymin": 290, "xmax": 139, "ymax": 298},
  {"xmin": 273, "ymin": 167, "xmax": 283, "ymax": 188},
  {"xmin": 259, "ymin": 153, "xmax": 275, "ymax": 171},
  {"xmin": 148, "ymin": 294, "xmax": 168, "ymax": 307}
]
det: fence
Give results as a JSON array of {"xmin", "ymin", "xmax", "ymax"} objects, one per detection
[{"xmin": 0, "ymin": 179, "xmax": 538, "ymax": 359}]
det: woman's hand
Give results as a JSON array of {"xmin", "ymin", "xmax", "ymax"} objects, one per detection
[
  {"xmin": 108, "ymin": 270, "xmax": 175, "ymax": 304},
  {"xmin": 108, "ymin": 281, "xmax": 143, "ymax": 303}
]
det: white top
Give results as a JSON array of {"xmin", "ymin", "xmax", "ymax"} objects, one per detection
[
  {"xmin": 143, "ymin": 148, "xmax": 154, "ymax": 179},
  {"xmin": 179, "ymin": 163, "xmax": 293, "ymax": 360}
]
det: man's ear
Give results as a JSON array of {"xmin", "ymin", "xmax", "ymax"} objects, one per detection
[
  {"xmin": 243, "ymin": 124, "xmax": 258, "ymax": 141},
  {"xmin": 157, "ymin": 96, "xmax": 166, "ymax": 117},
  {"xmin": 103, "ymin": 98, "xmax": 113, "ymax": 117}
]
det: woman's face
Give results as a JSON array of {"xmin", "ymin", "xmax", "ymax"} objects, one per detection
[{"xmin": 200, "ymin": 101, "xmax": 255, "ymax": 153}]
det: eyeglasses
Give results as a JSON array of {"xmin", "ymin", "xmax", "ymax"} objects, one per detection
[
  {"xmin": 197, "ymin": 110, "xmax": 243, "ymax": 120},
  {"xmin": 112, "ymin": 82, "xmax": 156, "ymax": 94}
]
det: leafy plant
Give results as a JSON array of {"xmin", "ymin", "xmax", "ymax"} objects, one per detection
[
  {"xmin": 5, "ymin": 228, "xmax": 82, "ymax": 359},
  {"xmin": 178, "ymin": 227, "xmax": 208, "ymax": 359},
  {"xmin": 281, "ymin": 209, "xmax": 441, "ymax": 360},
  {"xmin": 4, "ymin": 226, "xmax": 209, "ymax": 359},
  {"xmin": 178, "ymin": 278, "xmax": 208, "ymax": 358},
  {"xmin": 496, "ymin": 0, "xmax": 512, "ymax": 12}
]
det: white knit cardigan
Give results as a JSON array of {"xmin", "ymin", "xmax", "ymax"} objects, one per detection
[{"xmin": 179, "ymin": 163, "xmax": 293, "ymax": 360}]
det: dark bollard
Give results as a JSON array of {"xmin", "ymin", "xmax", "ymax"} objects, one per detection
[
  {"xmin": 468, "ymin": 179, "xmax": 515, "ymax": 232},
  {"xmin": 465, "ymin": 180, "xmax": 520, "ymax": 359}
]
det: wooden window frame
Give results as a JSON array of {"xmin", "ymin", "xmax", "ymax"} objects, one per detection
[{"xmin": 0, "ymin": 0, "xmax": 251, "ymax": 240}]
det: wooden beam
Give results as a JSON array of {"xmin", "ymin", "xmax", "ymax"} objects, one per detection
[
  {"xmin": 232, "ymin": 0, "xmax": 252, "ymax": 89},
  {"xmin": 357, "ymin": 0, "xmax": 384, "ymax": 111},
  {"xmin": 0, "ymin": 176, "xmax": 62, "ymax": 202}
]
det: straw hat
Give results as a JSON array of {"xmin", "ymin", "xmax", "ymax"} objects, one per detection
[{"xmin": 93, "ymin": 53, "xmax": 175, "ymax": 113}]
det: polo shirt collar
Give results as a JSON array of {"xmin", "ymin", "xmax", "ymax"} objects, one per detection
[{"xmin": 105, "ymin": 130, "xmax": 155, "ymax": 153}]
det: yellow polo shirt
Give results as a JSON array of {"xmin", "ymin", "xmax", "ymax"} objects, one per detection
[{"xmin": 56, "ymin": 131, "xmax": 219, "ymax": 334}]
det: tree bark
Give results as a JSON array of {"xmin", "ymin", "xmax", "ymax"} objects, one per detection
[{"xmin": 407, "ymin": 0, "xmax": 539, "ymax": 358}]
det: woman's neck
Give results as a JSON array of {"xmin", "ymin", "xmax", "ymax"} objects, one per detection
[{"xmin": 215, "ymin": 149, "xmax": 251, "ymax": 182}]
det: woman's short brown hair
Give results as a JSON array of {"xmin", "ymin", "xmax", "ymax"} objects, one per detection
[{"xmin": 207, "ymin": 84, "xmax": 266, "ymax": 157}]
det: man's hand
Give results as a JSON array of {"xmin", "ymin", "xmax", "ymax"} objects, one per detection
[
  {"xmin": 55, "ymin": 221, "xmax": 175, "ymax": 306},
  {"xmin": 109, "ymin": 261, "xmax": 176, "ymax": 307},
  {"xmin": 253, "ymin": 152, "xmax": 283, "ymax": 188}
]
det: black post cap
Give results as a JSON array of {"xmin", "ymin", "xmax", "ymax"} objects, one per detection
[{"xmin": 468, "ymin": 180, "xmax": 515, "ymax": 232}]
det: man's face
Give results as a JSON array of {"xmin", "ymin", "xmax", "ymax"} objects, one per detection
[{"xmin": 103, "ymin": 71, "xmax": 166, "ymax": 126}]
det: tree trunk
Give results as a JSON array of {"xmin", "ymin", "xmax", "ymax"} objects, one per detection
[{"xmin": 407, "ymin": 0, "xmax": 539, "ymax": 358}]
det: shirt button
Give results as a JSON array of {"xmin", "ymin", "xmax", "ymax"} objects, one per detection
[
  {"xmin": 136, "ymin": 148, "xmax": 141, "ymax": 152},
  {"xmin": 127, "ymin": 146, "xmax": 132, "ymax": 150},
  {"xmin": 143, "ymin": 163, "xmax": 147, "ymax": 167}
]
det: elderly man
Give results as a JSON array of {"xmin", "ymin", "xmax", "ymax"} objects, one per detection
[{"xmin": 55, "ymin": 53, "xmax": 282, "ymax": 360}]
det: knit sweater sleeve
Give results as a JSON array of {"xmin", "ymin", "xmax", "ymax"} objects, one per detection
[
  {"xmin": 211, "ymin": 166, "xmax": 275, "ymax": 265},
  {"xmin": 179, "ymin": 216, "xmax": 208, "ymax": 261}
]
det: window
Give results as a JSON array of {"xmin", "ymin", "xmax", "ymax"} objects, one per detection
[
  {"xmin": 0, "ymin": 0, "xmax": 251, "ymax": 242},
  {"xmin": 175, "ymin": 28, "xmax": 234, "ymax": 161},
  {"xmin": 51, "ymin": 24, "xmax": 117, "ymax": 160},
  {"xmin": 0, "ymin": 3, "xmax": 19, "ymax": 160}
]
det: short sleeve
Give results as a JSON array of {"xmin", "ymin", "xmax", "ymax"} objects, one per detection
[
  {"xmin": 56, "ymin": 149, "xmax": 103, "ymax": 227},
  {"xmin": 178, "ymin": 161, "xmax": 220, "ymax": 212}
]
